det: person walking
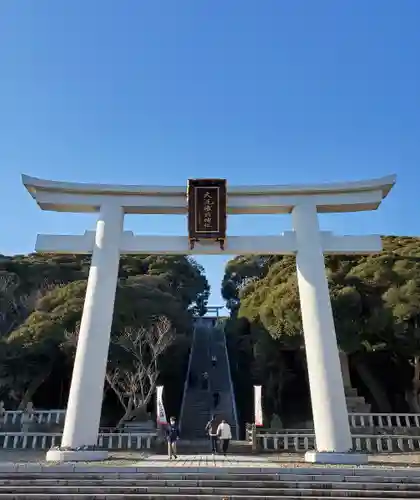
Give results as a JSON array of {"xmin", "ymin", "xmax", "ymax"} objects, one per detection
[
  {"xmin": 205, "ymin": 414, "xmax": 219, "ymax": 454},
  {"xmin": 211, "ymin": 355, "xmax": 217, "ymax": 368},
  {"xmin": 201, "ymin": 371, "xmax": 209, "ymax": 390},
  {"xmin": 217, "ymin": 419, "xmax": 232, "ymax": 456},
  {"xmin": 212, "ymin": 391, "xmax": 220, "ymax": 409},
  {"xmin": 166, "ymin": 416, "xmax": 180, "ymax": 459}
]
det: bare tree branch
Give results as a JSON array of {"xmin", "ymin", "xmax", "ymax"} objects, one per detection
[
  {"xmin": 62, "ymin": 316, "xmax": 175, "ymax": 424},
  {"xmin": 105, "ymin": 316, "xmax": 175, "ymax": 424}
]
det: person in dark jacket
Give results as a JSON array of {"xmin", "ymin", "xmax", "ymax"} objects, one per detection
[
  {"xmin": 201, "ymin": 371, "xmax": 209, "ymax": 390},
  {"xmin": 166, "ymin": 416, "xmax": 179, "ymax": 459},
  {"xmin": 212, "ymin": 391, "xmax": 220, "ymax": 409},
  {"xmin": 205, "ymin": 414, "xmax": 219, "ymax": 454}
]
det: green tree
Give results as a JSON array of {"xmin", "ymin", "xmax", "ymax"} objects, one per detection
[
  {"xmin": 221, "ymin": 255, "xmax": 279, "ymax": 311},
  {"xmin": 224, "ymin": 237, "xmax": 420, "ymax": 417},
  {"xmin": 120, "ymin": 255, "xmax": 210, "ymax": 312},
  {"xmin": 0, "ymin": 253, "xmax": 209, "ymax": 415}
]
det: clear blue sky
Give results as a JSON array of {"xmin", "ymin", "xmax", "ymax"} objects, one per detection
[{"xmin": 1, "ymin": 1, "xmax": 419, "ymax": 308}]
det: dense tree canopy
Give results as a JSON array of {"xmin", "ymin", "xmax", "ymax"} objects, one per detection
[
  {"xmin": 0, "ymin": 253, "xmax": 209, "ymax": 420},
  {"xmin": 223, "ymin": 237, "xmax": 420, "ymax": 426},
  {"xmin": 3, "ymin": 235, "xmax": 420, "ymax": 430}
]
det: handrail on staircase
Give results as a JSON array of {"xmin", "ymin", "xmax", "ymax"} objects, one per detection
[
  {"xmin": 179, "ymin": 325, "xmax": 197, "ymax": 432},
  {"xmin": 220, "ymin": 324, "xmax": 240, "ymax": 440}
]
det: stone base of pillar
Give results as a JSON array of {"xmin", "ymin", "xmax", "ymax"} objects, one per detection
[
  {"xmin": 46, "ymin": 449, "xmax": 108, "ymax": 462},
  {"xmin": 305, "ymin": 451, "xmax": 368, "ymax": 465}
]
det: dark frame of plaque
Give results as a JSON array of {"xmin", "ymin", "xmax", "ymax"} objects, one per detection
[{"xmin": 187, "ymin": 178, "xmax": 227, "ymax": 250}]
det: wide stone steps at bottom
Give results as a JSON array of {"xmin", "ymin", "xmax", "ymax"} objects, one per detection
[
  {"xmin": 2, "ymin": 472, "xmax": 420, "ymax": 499},
  {"xmin": 2, "ymin": 482, "xmax": 420, "ymax": 495},
  {"xmin": 0, "ymin": 493, "xmax": 404, "ymax": 500}
]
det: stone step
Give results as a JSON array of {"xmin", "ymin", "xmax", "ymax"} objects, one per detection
[
  {"xmin": 344, "ymin": 385, "xmax": 371, "ymax": 413},
  {"xmin": 346, "ymin": 396, "xmax": 368, "ymax": 404},
  {"xmin": 345, "ymin": 387, "xmax": 359, "ymax": 397},
  {"xmin": 2, "ymin": 479, "xmax": 420, "ymax": 490},
  {"xmin": 0, "ymin": 495, "xmax": 396, "ymax": 499},
  {"xmin": 2, "ymin": 473, "xmax": 420, "ymax": 498},
  {"xmin": 0, "ymin": 486, "xmax": 419, "ymax": 498},
  {"xmin": 347, "ymin": 401, "xmax": 371, "ymax": 412},
  {"xmin": 5, "ymin": 467, "xmax": 420, "ymax": 477},
  {"xmin": 4, "ymin": 473, "xmax": 420, "ymax": 481}
]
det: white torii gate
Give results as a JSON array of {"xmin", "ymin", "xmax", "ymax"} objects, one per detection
[{"xmin": 22, "ymin": 174, "xmax": 396, "ymax": 464}]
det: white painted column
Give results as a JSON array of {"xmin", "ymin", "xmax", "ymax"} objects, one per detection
[
  {"xmin": 61, "ymin": 202, "xmax": 124, "ymax": 448},
  {"xmin": 292, "ymin": 202, "xmax": 352, "ymax": 454}
]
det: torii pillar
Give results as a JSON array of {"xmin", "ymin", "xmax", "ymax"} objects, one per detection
[
  {"xmin": 22, "ymin": 173, "xmax": 396, "ymax": 463},
  {"xmin": 292, "ymin": 202, "xmax": 352, "ymax": 461}
]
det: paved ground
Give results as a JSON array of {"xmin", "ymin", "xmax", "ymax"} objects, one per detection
[{"xmin": 2, "ymin": 450, "xmax": 420, "ymax": 469}]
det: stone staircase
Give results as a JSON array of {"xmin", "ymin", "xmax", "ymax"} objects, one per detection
[
  {"xmin": 208, "ymin": 326, "xmax": 238, "ymax": 439},
  {"xmin": 345, "ymin": 386, "xmax": 371, "ymax": 413},
  {"xmin": 180, "ymin": 323, "xmax": 239, "ymax": 445},
  {"xmin": 340, "ymin": 352, "xmax": 371, "ymax": 413},
  {"xmin": 180, "ymin": 326, "xmax": 212, "ymax": 439},
  {"xmin": 181, "ymin": 390, "xmax": 211, "ymax": 439},
  {"xmin": 3, "ymin": 467, "xmax": 420, "ymax": 498}
]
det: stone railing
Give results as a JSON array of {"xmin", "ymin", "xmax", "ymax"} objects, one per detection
[
  {"xmin": 252, "ymin": 432, "xmax": 420, "ymax": 453},
  {"xmin": 246, "ymin": 413, "xmax": 420, "ymax": 441},
  {"xmin": 348, "ymin": 413, "xmax": 420, "ymax": 428},
  {"xmin": 2, "ymin": 410, "xmax": 65, "ymax": 425},
  {"xmin": 0, "ymin": 432, "xmax": 157, "ymax": 450}
]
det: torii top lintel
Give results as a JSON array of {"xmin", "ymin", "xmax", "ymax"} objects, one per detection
[{"xmin": 22, "ymin": 174, "xmax": 396, "ymax": 215}]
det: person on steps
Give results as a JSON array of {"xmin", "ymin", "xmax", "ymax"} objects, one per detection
[
  {"xmin": 166, "ymin": 416, "xmax": 179, "ymax": 459},
  {"xmin": 217, "ymin": 419, "xmax": 232, "ymax": 456},
  {"xmin": 212, "ymin": 391, "xmax": 220, "ymax": 409},
  {"xmin": 201, "ymin": 371, "xmax": 209, "ymax": 390},
  {"xmin": 205, "ymin": 414, "xmax": 219, "ymax": 454}
]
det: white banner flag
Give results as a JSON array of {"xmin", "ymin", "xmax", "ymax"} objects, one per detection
[
  {"xmin": 156, "ymin": 385, "xmax": 167, "ymax": 425},
  {"xmin": 254, "ymin": 385, "xmax": 263, "ymax": 427}
]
